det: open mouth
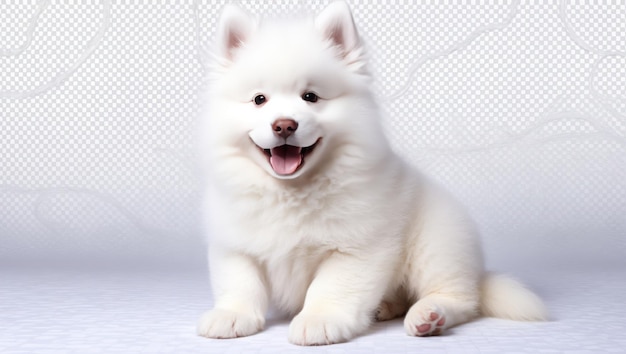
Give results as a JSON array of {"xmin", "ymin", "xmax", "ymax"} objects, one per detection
[{"xmin": 257, "ymin": 139, "xmax": 321, "ymax": 176}]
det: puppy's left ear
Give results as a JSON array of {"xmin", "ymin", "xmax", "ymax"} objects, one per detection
[{"xmin": 315, "ymin": 1, "xmax": 360, "ymax": 57}]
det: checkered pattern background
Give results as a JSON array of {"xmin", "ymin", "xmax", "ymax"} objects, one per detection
[{"xmin": 1, "ymin": 1, "xmax": 625, "ymax": 265}]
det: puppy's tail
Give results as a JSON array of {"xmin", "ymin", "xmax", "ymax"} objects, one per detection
[{"xmin": 480, "ymin": 272, "xmax": 548, "ymax": 321}]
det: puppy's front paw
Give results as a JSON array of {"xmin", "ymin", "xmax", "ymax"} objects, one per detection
[
  {"xmin": 288, "ymin": 312, "xmax": 361, "ymax": 346},
  {"xmin": 197, "ymin": 309, "xmax": 264, "ymax": 339}
]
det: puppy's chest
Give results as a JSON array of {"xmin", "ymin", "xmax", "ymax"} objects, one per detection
[
  {"xmin": 262, "ymin": 245, "xmax": 330, "ymax": 312},
  {"xmin": 227, "ymin": 189, "xmax": 366, "ymax": 253}
]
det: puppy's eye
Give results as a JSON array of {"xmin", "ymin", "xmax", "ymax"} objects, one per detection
[
  {"xmin": 253, "ymin": 94, "xmax": 266, "ymax": 105},
  {"xmin": 302, "ymin": 92, "xmax": 318, "ymax": 103}
]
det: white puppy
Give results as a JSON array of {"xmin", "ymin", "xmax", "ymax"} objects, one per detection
[{"xmin": 197, "ymin": 1, "xmax": 547, "ymax": 346}]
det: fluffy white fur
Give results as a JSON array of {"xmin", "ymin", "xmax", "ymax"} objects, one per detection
[{"xmin": 197, "ymin": 1, "xmax": 547, "ymax": 346}]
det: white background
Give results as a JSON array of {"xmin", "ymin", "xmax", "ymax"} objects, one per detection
[{"xmin": 2, "ymin": 1, "xmax": 625, "ymax": 269}]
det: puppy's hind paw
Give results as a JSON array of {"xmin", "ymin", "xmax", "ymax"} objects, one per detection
[
  {"xmin": 197, "ymin": 309, "xmax": 264, "ymax": 339},
  {"xmin": 404, "ymin": 305, "xmax": 446, "ymax": 337},
  {"xmin": 375, "ymin": 300, "xmax": 407, "ymax": 321}
]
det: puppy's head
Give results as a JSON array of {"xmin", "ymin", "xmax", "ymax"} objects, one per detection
[{"xmin": 205, "ymin": 2, "xmax": 386, "ymax": 182}]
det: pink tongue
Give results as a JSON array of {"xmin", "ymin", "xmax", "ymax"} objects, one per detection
[{"xmin": 270, "ymin": 145, "xmax": 302, "ymax": 175}]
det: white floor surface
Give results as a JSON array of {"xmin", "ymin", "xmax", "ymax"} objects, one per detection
[{"xmin": 1, "ymin": 258, "xmax": 625, "ymax": 354}]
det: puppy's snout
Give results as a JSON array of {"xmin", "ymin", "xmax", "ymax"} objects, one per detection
[{"xmin": 272, "ymin": 118, "xmax": 298, "ymax": 139}]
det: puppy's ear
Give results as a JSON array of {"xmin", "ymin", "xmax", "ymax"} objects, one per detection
[
  {"xmin": 216, "ymin": 5, "xmax": 254, "ymax": 62},
  {"xmin": 314, "ymin": 1, "xmax": 360, "ymax": 56}
]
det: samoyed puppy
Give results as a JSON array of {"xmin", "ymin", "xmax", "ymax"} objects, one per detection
[{"xmin": 197, "ymin": 1, "xmax": 547, "ymax": 346}]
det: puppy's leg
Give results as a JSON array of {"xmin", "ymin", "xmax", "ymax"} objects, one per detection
[
  {"xmin": 197, "ymin": 250, "xmax": 268, "ymax": 339},
  {"xmin": 404, "ymin": 195, "xmax": 483, "ymax": 337},
  {"xmin": 288, "ymin": 251, "xmax": 390, "ymax": 346}
]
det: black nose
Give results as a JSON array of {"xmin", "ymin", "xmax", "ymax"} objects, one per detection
[{"xmin": 272, "ymin": 118, "xmax": 299, "ymax": 139}]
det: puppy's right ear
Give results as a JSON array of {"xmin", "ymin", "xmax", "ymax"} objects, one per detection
[{"xmin": 216, "ymin": 5, "xmax": 254, "ymax": 62}]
